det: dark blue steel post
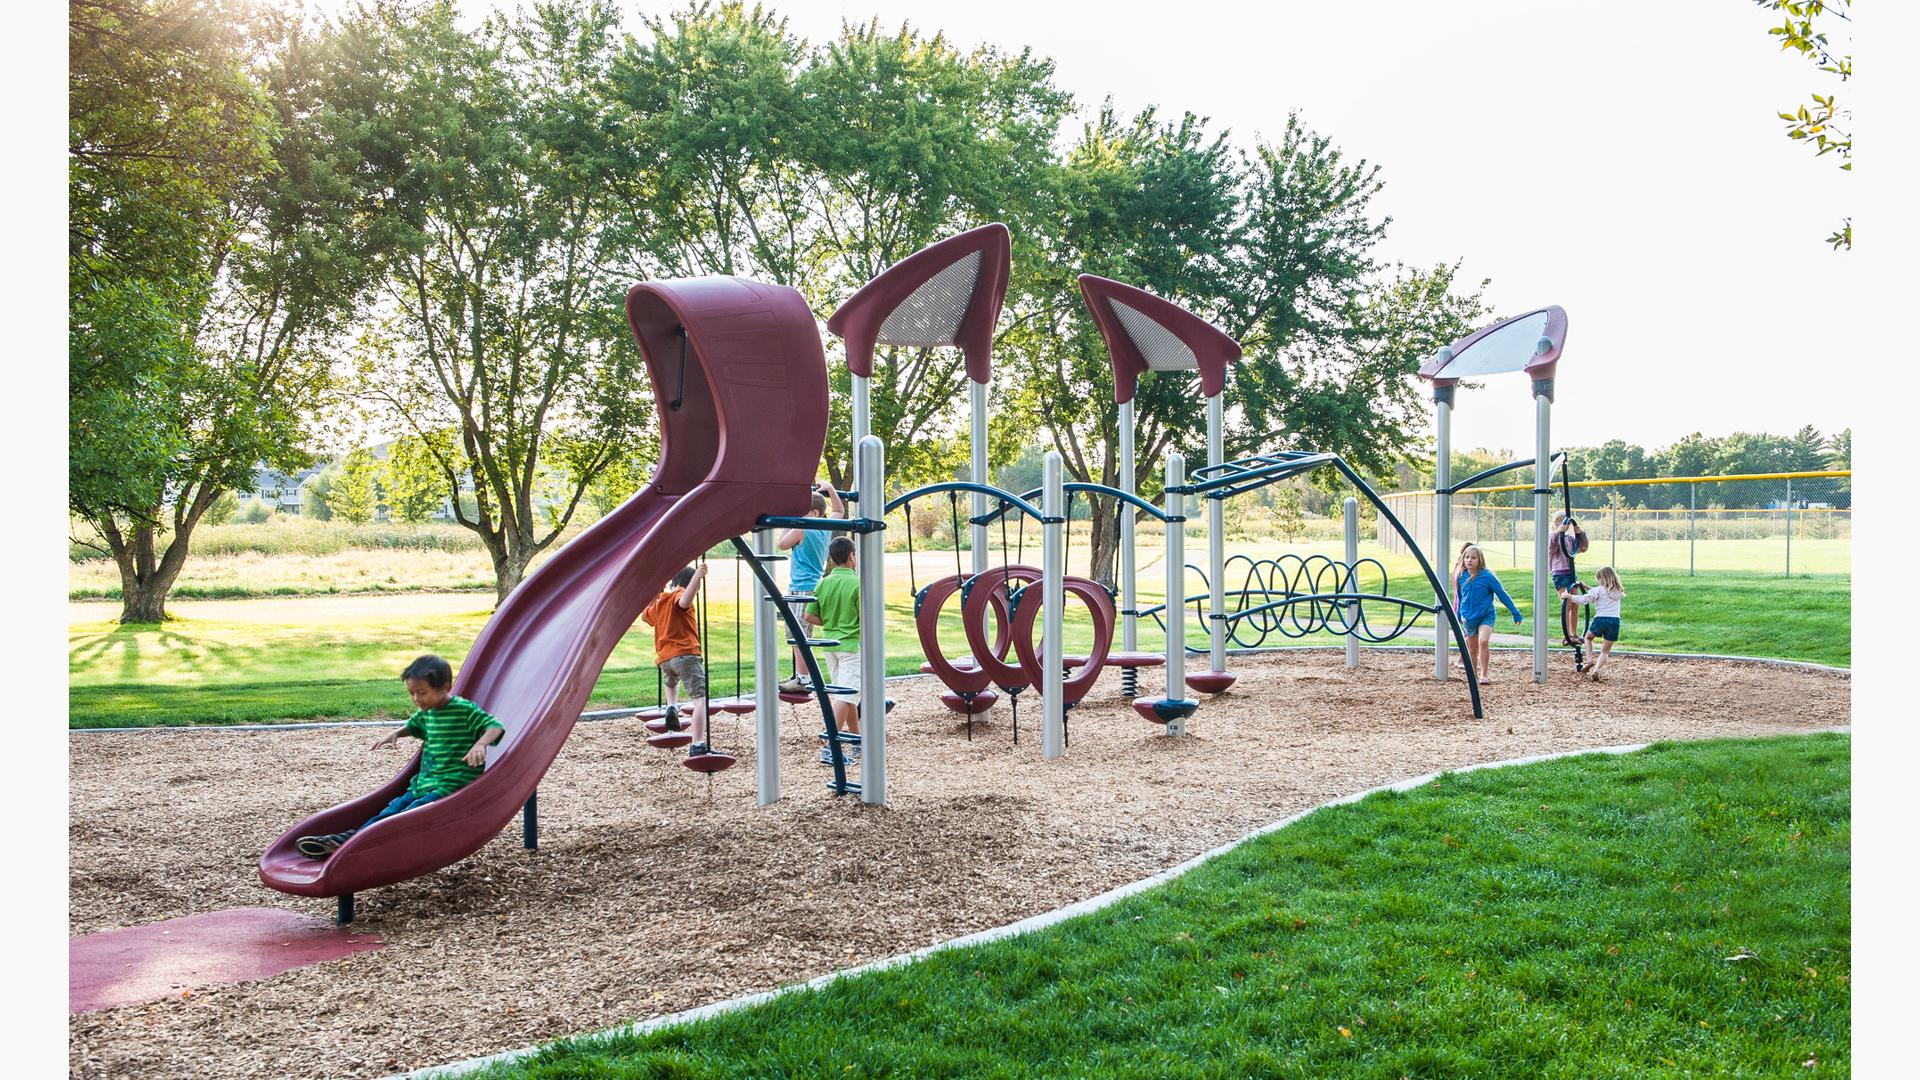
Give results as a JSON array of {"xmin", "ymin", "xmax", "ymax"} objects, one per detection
[{"xmin": 522, "ymin": 790, "xmax": 538, "ymax": 850}]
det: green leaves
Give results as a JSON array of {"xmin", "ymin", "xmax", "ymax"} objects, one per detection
[{"xmin": 1752, "ymin": 1, "xmax": 1850, "ymax": 249}]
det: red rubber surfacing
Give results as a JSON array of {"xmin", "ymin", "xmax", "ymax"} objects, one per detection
[{"xmin": 70, "ymin": 908, "xmax": 382, "ymax": 1014}]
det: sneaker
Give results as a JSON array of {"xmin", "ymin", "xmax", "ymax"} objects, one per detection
[
  {"xmin": 662, "ymin": 705, "xmax": 682, "ymax": 732},
  {"xmin": 818, "ymin": 745, "xmax": 836, "ymax": 765},
  {"xmin": 687, "ymin": 741, "xmax": 711, "ymax": 757},
  {"xmin": 296, "ymin": 833, "xmax": 345, "ymax": 859},
  {"xmin": 779, "ymin": 676, "xmax": 808, "ymax": 693}
]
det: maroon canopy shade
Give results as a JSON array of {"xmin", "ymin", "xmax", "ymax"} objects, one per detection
[
  {"xmin": 826, "ymin": 223, "xmax": 1011, "ymax": 384},
  {"xmin": 1078, "ymin": 274, "xmax": 1242, "ymax": 404}
]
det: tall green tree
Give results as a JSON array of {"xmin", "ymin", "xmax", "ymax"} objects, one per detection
[
  {"xmin": 70, "ymin": 1, "xmax": 375, "ymax": 621},
  {"xmin": 1006, "ymin": 107, "xmax": 1487, "ymax": 583},
  {"xmin": 606, "ymin": 2, "xmax": 814, "ymax": 282},
  {"xmin": 799, "ymin": 23, "xmax": 1072, "ymax": 490},
  {"xmin": 345, "ymin": 1, "xmax": 653, "ymax": 600},
  {"xmin": 382, "ymin": 435, "xmax": 444, "ymax": 523},
  {"xmin": 604, "ymin": 10, "xmax": 1071, "ymax": 492},
  {"xmin": 330, "ymin": 448, "xmax": 383, "ymax": 524}
]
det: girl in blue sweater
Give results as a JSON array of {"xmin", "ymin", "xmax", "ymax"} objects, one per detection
[{"xmin": 1454, "ymin": 544, "xmax": 1523, "ymax": 684}]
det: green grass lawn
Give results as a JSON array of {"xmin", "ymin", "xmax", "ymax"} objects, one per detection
[
  {"xmin": 471, "ymin": 733, "xmax": 1851, "ymax": 1080},
  {"xmin": 67, "ymin": 549, "xmax": 1849, "ymax": 728}
]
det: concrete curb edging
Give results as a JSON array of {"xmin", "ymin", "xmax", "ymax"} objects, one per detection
[
  {"xmin": 70, "ymin": 647, "xmax": 1849, "ymax": 736},
  {"xmin": 390, "ymin": 726, "xmax": 1852, "ymax": 1080}
]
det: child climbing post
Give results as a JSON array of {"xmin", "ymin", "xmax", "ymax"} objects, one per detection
[
  {"xmin": 778, "ymin": 481, "xmax": 845, "ymax": 692},
  {"xmin": 643, "ymin": 563, "xmax": 712, "ymax": 755},
  {"xmin": 1561, "ymin": 565, "xmax": 1625, "ymax": 680},
  {"xmin": 295, "ymin": 655, "xmax": 503, "ymax": 858},
  {"xmin": 1550, "ymin": 510, "xmax": 1590, "ymax": 594},
  {"xmin": 805, "ymin": 536, "xmax": 862, "ymax": 765},
  {"xmin": 1454, "ymin": 544, "xmax": 1523, "ymax": 685}
]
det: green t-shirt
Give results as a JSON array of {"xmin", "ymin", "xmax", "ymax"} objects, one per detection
[
  {"xmin": 812, "ymin": 565, "xmax": 860, "ymax": 652},
  {"xmin": 402, "ymin": 696, "xmax": 504, "ymax": 796}
]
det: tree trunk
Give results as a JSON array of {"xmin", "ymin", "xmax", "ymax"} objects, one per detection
[
  {"xmin": 106, "ymin": 516, "xmax": 197, "ymax": 624},
  {"xmin": 119, "ymin": 574, "xmax": 174, "ymax": 623},
  {"xmin": 487, "ymin": 532, "xmax": 535, "ymax": 605},
  {"xmin": 1086, "ymin": 494, "xmax": 1121, "ymax": 588}
]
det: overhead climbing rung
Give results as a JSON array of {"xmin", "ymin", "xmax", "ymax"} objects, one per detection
[
  {"xmin": 775, "ymin": 594, "xmax": 820, "ymax": 604},
  {"xmin": 787, "ymin": 637, "xmax": 841, "ymax": 648}
]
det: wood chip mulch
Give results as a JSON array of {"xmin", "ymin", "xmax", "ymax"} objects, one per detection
[{"xmin": 68, "ymin": 649, "xmax": 1849, "ymax": 1079}]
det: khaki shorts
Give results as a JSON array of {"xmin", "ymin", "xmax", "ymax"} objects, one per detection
[
  {"xmin": 785, "ymin": 592, "xmax": 814, "ymax": 634},
  {"xmin": 827, "ymin": 649, "xmax": 861, "ymax": 707},
  {"xmin": 659, "ymin": 654, "xmax": 706, "ymax": 698}
]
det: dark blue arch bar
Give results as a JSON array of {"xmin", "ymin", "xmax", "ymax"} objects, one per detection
[
  {"xmin": 1440, "ymin": 451, "xmax": 1567, "ymax": 496},
  {"xmin": 970, "ymin": 481, "xmax": 1181, "ymax": 527},
  {"xmin": 884, "ymin": 481, "xmax": 1048, "ymax": 524}
]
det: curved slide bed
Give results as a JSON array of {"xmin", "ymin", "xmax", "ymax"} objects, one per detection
[{"xmin": 260, "ymin": 276, "xmax": 829, "ymax": 909}]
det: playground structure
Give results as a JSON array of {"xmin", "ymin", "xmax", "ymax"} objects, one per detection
[
  {"xmin": 258, "ymin": 224, "xmax": 1507, "ymax": 921},
  {"xmin": 1417, "ymin": 306, "xmax": 1571, "ymax": 684}
]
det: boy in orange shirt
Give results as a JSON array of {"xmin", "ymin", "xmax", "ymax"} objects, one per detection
[{"xmin": 642, "ymin": 563, "xmax": 710, "ymax": 754}]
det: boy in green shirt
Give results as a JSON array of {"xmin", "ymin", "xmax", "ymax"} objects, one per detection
[
  {"xmin": 805, "ymin": 537, "xmax": 862, "ymax": 764},
  {"xmin": 296, "ymin": 655, "xmax": 504, "ymax": 858}
]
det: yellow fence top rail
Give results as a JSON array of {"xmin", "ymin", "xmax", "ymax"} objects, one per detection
[{"xmin": 1390, "ymin": 470, "xmax": 1851, "ymax": 498}]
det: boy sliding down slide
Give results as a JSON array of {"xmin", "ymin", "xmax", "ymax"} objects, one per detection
[{"xmin": 296, "ymin": 655, "xmax": 503, "ymax": 858}]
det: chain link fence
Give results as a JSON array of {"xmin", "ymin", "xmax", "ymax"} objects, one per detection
[{"xmin": 1378, "ymin": 475, "xmax": 1851, "ymax": 576}]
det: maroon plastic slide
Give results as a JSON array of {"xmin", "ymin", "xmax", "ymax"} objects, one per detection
[{"xmin": 260, "ymin": 276, "xmax": 828, "ymax": 901}]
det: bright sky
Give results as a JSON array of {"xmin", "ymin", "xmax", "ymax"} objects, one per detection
[
  {"xmin": 273, "ymin": 0, "xmax": 1858, "ymax": 457},
  {"xmin": 752, "ymin": 0, "xmax": 1856, "ymax": 456}
]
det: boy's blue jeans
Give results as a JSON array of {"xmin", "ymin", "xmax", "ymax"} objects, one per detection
[{"xmin": 345, "ymin": 789, "xmax": 444, "ymax": 837}]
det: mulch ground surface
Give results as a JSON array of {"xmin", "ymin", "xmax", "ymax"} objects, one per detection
[{"xmin": 69, "ymin": 650, "xmax": 1849, "ymax": 1079}]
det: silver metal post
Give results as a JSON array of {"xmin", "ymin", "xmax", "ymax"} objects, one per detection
[
  {"xmin": 1689, "ymin": 483, "xmax": 1696, "ymax": 576},
  {"xmin": 970, "ymin": 379, "xmax": 989, "ymax": 577},
  {"xmin": 1041, "ymin": 451, "xmax": 1066, "ymax": 759},
  {"xmin": 1118, "ymin": 399, "xmax": 1137, "ymax": 656},
  {"xmin": 855, "ymin": 435, "xmax": 887, "ymax": 804},
  {"xmin": 1532, "ymin": 389, "xmax": 1551, "ymax": 683},
  {"xmin": 850, "ymin": 374, "xmax": 871, "ymax": 510},
  {"xmin": 1343, "ymin": 496, "xmax": 1360, "ymax": 670},
  {"xmin": 1433, "ymin": 391, "xmax": 1453, "ymax": 679},
  {"xmin": 1164, "ymin": 452, "xmax": 1189, "ymax": 737},
  {"xmin": 1610, "ymin": 497, "xmax": 1618, "ymax": 568},
  {"xmin": 1785, "ymin": 476, "xmax": 1793, "ymax": 576},
  {"xmin": 1206, "ymin": 393, "xmax": 1227, "ymax": 679},
  {"xmin": 752, "ymin": 527, "xmax": 780, "ymax": 806}
]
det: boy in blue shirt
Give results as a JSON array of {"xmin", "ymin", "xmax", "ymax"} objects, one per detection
[{"xmin": 777, "ymin": 480, "xmax": 844, "ymax": 692}]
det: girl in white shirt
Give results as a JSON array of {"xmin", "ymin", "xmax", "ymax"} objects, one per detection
[{"xmin": 1560, "ymin": 566, "xmax": 1625, "ymax": 680}]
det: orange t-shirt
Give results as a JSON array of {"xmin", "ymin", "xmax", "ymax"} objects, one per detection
[{"xmin": 642, "ymin": 587, "xmax": 702, "ymax": 665}]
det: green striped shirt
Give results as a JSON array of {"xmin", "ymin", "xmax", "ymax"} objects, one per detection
[
  {"xmin": 813, "ymin": 565, "xmax": 859, "ymax": 651},
  {"xmin": 401, "ymin": 696, "xmax": 504, "ymax": 796}
]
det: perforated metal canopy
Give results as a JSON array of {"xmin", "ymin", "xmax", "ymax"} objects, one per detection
[
  {"xmin": 828, "ymin": 224, "xmax": 1010, "ymax": 384},
  {"xmin": 1078, "ymin": 274, "xmax": 1241, "ymax": 403},
  {"xmin": 1418, "ymin": 306, "xmax": 1568, "ymax": 388},
  {"xmin": 875, "ymin": 250, "xmax": 983, "ymax": 348}
]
